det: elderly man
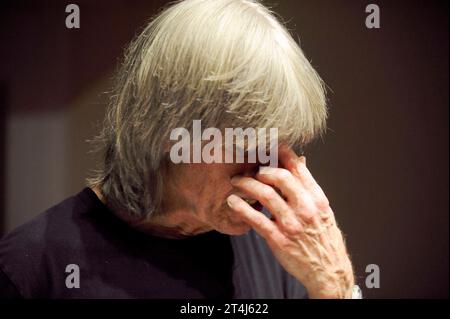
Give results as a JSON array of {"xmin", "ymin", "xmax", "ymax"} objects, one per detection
[{"xmin": 0, "ymin": 0, "xmax": 358, "ymax": 299}]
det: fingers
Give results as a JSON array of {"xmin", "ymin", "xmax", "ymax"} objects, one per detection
[
  {"xmin": 256, "ymin": 166, "xmax": 301, "ymax": 204},
  {"xmin": 278, "ymin": 146, "xmax": 303, "ymax": 173},
  {"xmin": 231, "ymin": 146, "xmax": 335, "ymax": 238},
  {"xmin": 230, "ymin": 177, "xmax": 303, "ymax": 236},
  {"xmin": 226, "ymin": 194, "xmax": 286, "ymax": 244},
  {"xmin": 255, "ymin": 166, "xmax": 322, "ymax": 225},
  {"xmin": 279, "ymin": 146, "xmax": 330, "ymax": 212}
]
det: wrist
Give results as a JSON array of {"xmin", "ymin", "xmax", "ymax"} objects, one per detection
[{"xmin": 306, "ymin": 272, "xmax": 355, "ymax": 299}]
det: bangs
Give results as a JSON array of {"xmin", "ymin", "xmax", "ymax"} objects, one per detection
[
  {"xmin": 142, "ymin": 0, "xmax": 328, "ymax": 148},
  {"xmin": 89, "ymin": 0, "xmax": 328, "ymax": 218}
]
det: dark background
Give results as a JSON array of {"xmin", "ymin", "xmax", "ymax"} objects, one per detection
[{"xmin": 0, "ymin": 0, "xmax": 448, "ymax": 298}]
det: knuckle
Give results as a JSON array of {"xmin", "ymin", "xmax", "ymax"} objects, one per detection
[
  {"xmin": 261, "ymin": 186, "xmax": 277, "ymax": 201},
  {"xmin": 282, "ymin": 219, "xmax": 302, "ymax": 236},
  {"xmin": 293, "ymin": 189, "xmax": 307, "ymax": 204},
  {"xmin": 254, "ymin": 218, "xmax": 265, "ymax": 229},
  {"xmin": 315, "ymin": 197, "xmax": 330, "ymax": 211},
  {"xmin": 300, "ymin": 210, "xmax": 316, "ymax": 224},
  {"xmin": 277, "ymin": 168, "xmax": 292, "ymax": 181}
]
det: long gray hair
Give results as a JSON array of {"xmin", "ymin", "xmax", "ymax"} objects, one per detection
[{"xmin": 88, "ymin": 0, "xmax": 328, "ymax": 219}]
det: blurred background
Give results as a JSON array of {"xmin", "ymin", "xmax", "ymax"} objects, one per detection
[{"xmin": 0, "ymin": 0, "xmax": 448, "ymax": 298}]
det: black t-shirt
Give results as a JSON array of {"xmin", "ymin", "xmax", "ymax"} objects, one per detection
[{"xmin": 0, "ymin": 188, "xmax": 307, "ymax": 298}]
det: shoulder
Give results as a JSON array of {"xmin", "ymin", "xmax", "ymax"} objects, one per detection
[
  {"xmin": 0, "ymin": 189, "xmax": 93, "ymax": 297},
  {"xmin": 0, "ymin": 190, "xmax": 87, "ymax": 255}
]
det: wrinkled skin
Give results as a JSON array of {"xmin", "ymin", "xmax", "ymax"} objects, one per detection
[
  {"xmin": 227, "ymin": 147, "xmax": 354, "ymax": 298},
  {"xmin": 103, "ymin": 145, "xmax": 355, "ymax": 298}
]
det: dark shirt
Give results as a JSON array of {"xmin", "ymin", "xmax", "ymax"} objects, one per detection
[{"xmin": 0, "ymin": 188, "xmax": 307, "ymax": 298}]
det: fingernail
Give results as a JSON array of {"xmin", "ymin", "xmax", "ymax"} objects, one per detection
[
  {"xmin": 258, "ymin": 166, "xmax": 275, "ymax": 175},
  {"xmin": 227, "ymin": 194, "xmax": 239, "ymax": 207}
]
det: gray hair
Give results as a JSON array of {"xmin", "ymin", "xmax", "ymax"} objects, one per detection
[{"xmin": 88, "ymin": 0, "xmax": 328, "ymax": 219}]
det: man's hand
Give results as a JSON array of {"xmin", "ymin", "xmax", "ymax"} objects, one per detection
[{"xmin": 227, "ymin": 146, "xmax": 355, "ymax": 298}]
